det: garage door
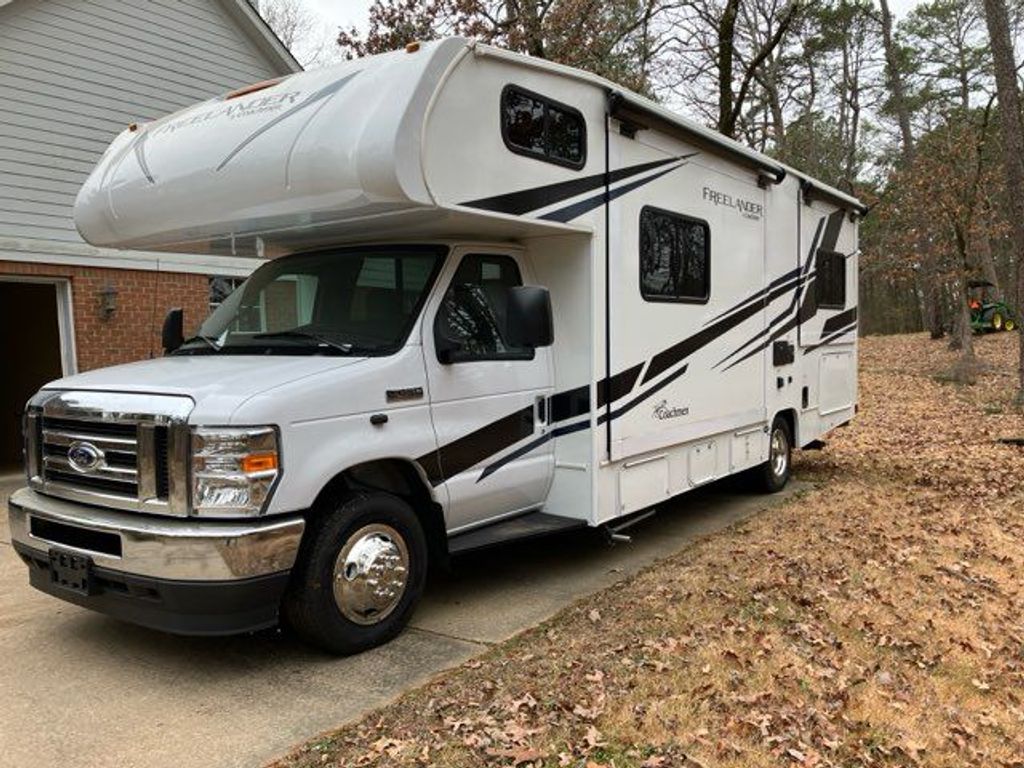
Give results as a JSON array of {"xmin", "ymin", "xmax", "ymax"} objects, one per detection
[{"xmin": 0, "ymin": 280, "xmax": 68, "ymax": 472}]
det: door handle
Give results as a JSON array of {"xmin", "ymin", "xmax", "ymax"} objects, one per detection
[{"xmin": 535, "ymin": 395, "xmax": 548, "ymax": 425}]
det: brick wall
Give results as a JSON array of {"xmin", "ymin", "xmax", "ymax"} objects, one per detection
[{"xmin": 0, "ymin": 261, "xmax": 209, "ymax": 372}]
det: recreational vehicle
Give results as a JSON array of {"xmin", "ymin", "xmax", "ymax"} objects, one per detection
[{"xmin": 9, "ymin": 38, "xmax": 863, "ymax": 654}]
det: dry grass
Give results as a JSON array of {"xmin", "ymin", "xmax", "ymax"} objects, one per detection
[{"xmin": 274, "ymin": 332, "xmax": 1024, "ymax": 768}]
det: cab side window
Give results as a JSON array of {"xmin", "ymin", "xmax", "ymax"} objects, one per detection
[{"xmin": 435, "ymin": 254, "xmax": 534, "ymax": 362}]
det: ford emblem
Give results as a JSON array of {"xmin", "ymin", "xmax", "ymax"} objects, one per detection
[{"xmin": 67, "ymin": 441, "xmax": 104, "ymax": 473}]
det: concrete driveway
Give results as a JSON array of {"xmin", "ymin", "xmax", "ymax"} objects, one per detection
[{"xmin": 0, "ymin": 473, "xmax": 801, "ymax": 768}]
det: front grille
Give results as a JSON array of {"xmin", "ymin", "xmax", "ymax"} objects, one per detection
[
  {"xmin": 41, "ymin": 416, "xmax": 141, "ymax": 499},
  {"xmin": 154, "ymin": 426, "xmax": 170, "ymax": 499},
  {"xmin": 25, "ymin": 391, "xmax": 192, "ymax": 517}
]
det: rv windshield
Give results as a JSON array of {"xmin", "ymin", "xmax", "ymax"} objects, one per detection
[{"xmin": 178, "ymin": 246, "xmax": 446, "ymax": 356}]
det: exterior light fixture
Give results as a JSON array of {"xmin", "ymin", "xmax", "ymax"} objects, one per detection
[{"xmin": 99, "ymin": 283, "xmax": 118, "ymax": 319}]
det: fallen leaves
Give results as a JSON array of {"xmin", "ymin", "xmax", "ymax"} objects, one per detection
[{"xmin": 276, "ymin": 333, "xmax": 1024, "ymax": 768}]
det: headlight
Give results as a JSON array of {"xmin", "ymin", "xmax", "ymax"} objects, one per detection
[{"xmin": 191, "ymin": 426, "xmax": 280, "ymax": 517}]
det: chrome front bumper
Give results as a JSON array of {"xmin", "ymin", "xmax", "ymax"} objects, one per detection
[{"xmin": 8, "ymin": 487, "xmax": 304, "ymax": 581}]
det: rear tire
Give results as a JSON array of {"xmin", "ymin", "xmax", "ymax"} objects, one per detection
[
  {"xmin": 992, "ymin": 312, "xmax": 1004, "ymax": 331},
  {"xmin": 754, "ymin": 416, "xmax": 792, "ymax": 493},
  {"xmin": 284, "ymin": 491, "xmax": 427, "ymax": 655}
]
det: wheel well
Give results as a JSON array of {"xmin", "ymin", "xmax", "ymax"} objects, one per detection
[
  {"xmin": 311, "ymin": 459, "xmax": 448, "ymax": 567},
  {"xmin": 774, "ymin": 408, "xmax": 798, "ymax": 447}
]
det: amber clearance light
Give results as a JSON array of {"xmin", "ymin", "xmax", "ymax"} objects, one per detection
[
  {"xmin": 241, "ymin": 452, "xmax": 279, "ymax": 473},
  {"xmin": 225, "ymin": 77, "xmax": 283, "ymax": 100}
]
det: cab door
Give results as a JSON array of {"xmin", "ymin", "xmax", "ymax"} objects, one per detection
[{"xmin": 423, "ymin": 248, "xmax": 554, "ymax": 533}]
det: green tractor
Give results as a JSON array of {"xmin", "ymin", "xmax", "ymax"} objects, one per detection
[{"xmin": 968, "ymin": 280, "xmax": 1017, "ymax": 333}]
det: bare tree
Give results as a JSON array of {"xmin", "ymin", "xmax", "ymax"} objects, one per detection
[
  {"xmin": 981, "ymin": 0, "xmax": 1024, "ymax": 399},
  {"xmin": 254, "ymin": 0, "xmax": 336, "ymax": 66},
  {"xmin": 338, "ymin": 0, "xmax": 673, "ymax": 94},
  {"xmin": 878, "ymin": 0, "xmax": 914, "ymax": 164}
]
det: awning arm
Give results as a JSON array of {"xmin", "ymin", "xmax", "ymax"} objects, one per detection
[
  {"xmin": 799, "ymin": 178, "xmax": 870, "ymax": 218},
  {"xmin": 608, "ymin": 91, "xmax": 786, "ymax": 186}
]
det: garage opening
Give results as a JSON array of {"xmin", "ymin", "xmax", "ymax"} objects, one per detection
[{"xmin": 0, "ymin": 280, "xmax": 70, "ymax": 473}]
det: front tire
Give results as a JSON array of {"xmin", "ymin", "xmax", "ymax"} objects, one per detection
[
  {"xmin": 991, "ymin": 311, "xmax": 1004, "ymax": 331},
  {"xmin": 754, "ymin": 416, "xmax": 792, "ymax": 493},
  {"xmin": 284, "ymin": 492, "xmax": 427, "ymax": 655}
]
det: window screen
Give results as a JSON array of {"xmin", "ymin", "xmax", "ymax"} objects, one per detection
[
  {"xmin": 435, "ymin": 254, "xmax": 533, "ymax": 361},
  {"xmin": 501, "ymin": 86, "xmax": 586, "ymax": 169},
  {"xmin": 639, "ymin": 207, "xmax": 710, "ymax": 303},
  {"xmin": 815, "ymin": 250, "xmax": 846, "ymax": 308}
]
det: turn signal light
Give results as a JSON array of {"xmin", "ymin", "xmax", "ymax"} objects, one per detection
[{"xmin": 241, "ymin": 452, "xmax": 279, "ymax": 473}]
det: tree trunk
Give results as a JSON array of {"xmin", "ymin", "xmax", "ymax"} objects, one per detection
[
  {"xmin": 717, "ymin": 0, "xmax": 740, "ymax": 136},
  {"xmin": 927, "ymin": 270, "xmax": 946, "ymax": 339},
  {"xmin": 766, "ymin": 66, "xmax": 787, "ymax": 152},
  {"xmin": 878, "ymin": 0, "xmax": 915, "ymax": 164},
  {"xmin": 982, "ymin": 0, "xmax": 1024, "ymax": 400},
  {"xmin": 973, "ymin": 209, "xmax": 1003, "ymax": 298}
]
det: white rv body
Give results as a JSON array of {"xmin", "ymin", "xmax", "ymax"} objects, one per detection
[{"xmin": 11, "ymin": 38, "xmax": 861, "ymax": 647}]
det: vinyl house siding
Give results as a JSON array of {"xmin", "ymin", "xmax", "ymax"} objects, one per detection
[
  {"xmin": 0, "ymin": 0, "xmax": 298, "ymax": 468},
  {"xmin": 0, "ymin": 0, "xmax": 289, "ymax": 246}
]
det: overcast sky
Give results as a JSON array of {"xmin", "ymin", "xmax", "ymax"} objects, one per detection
[{"xmin": 308, "ymin": 0, "xmax": 925, "ymax": 36}]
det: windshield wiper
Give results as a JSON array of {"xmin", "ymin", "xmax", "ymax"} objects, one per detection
[
  {"xmin": 253, "ymin": 330, "xmax": 354, "ymax": 354},
  {"xmin": 178, "ymin": 334, "xmax": 221, "ymax": 351}
]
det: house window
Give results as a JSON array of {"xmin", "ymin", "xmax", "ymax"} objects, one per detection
[
  {"xmin": 815, "ymin": 250, "xmax": 846, "ymax": 308},
  {"xmin": 639, "ymin": 206, "xmax": 710, "ymax": 303},
  {"xmin": 209, "ymin": 276, "xmax": 245, "ymax": 312},
  {"xmin": 501, "ymin": 85, "xmax": 586, "ymax": 169},
  {"xmin": 435, "ymin": 254, "xmax": 534, "ymax": 362}
]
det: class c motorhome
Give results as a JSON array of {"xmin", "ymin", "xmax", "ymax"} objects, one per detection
[{"xmin": 9, "ymin": 38, "xmax": 863, "ymax": 654}]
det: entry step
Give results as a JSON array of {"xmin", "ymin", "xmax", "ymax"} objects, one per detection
[{"xmin": 448, "ymin": 511, "xmax": 586, "ymax": 555}]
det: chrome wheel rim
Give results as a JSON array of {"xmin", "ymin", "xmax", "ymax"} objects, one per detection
[
  {"xmin": 332, "ymin": 524, "xmax": 409, "ymax": 626},
  {"xmin": 770, "ymin": 427, "xmax": 789, "ymax": 478}
]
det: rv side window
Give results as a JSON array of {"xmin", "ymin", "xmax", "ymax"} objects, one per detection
[
  {"xmin": 435, "ymin": 254, "xmax": 534, "ymax": 362},
  {"xmin": 639, "ymin": 207, "xmax": 710, "ymax": 303},
  {"xmin": 816, "ymin": 250, "xmax": 846, "ymax": 308},
  {"xmin": 501, "ymin": 85, "xmax": 586, "ymax": 169}
]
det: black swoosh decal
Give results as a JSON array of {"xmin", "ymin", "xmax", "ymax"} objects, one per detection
[
  {"xmin": 460, "ymin": 156, "xmax": 690, "ymax": 216},
  {"xmin": 716, "ymin": 212, "xmax": 831, "ymax": 371},
  {"xmin": 133, "ymin": 130, "xmax": 155, "ymax": 184},
  {"xmin": 703, "ymin": 266, "xmax": 801, "ymax": 327},
  {"xmin": 216, "ymin": 72, "xmax": 360, "ymax": 171},
  {"xmin": 721, "ymin": 314, "xmax": 800, "ymax": 372},
  {"xmin": 711, "ymin": 273, "xmax": 810, "ymax": 368},
  {"xmin": 417, "ymin": 405, "xmax": 534, "ymax": 487},
  {"xmin": 549, "ymin": 385, "xmax": 590, "ymax": 423},
  {"xmin": 477, "ymin": 419, "xmax": 590, "ymax": 482},
  {"xmin": 478, "ymin": 364, "xmax": 689, "ymax": 482},
  {"xmin": 598, "ymin": 364, "xmax": 689, "ymax": 424},
  {"xmin": 545, "ymin": 362, "xmax": 645, "ymax": 424},
  {"xmin": 643, "ymin": 294, "xmax": 765, "ymax": 384},
  {"xmin": 802, "ymin": 321, "xmax": 857, "ymax": 354},
  {"xmin": 541, "ymin": 163, "xmax": 684, "ymax": 223},
  {"xmin": 598, "ymin": 363, "xmax": 644, "ymax": 408},
  {"xmin": 821, "ymin": 306, "xmax": 858, "ymax": 335},
  {"xmin": 821, "ymin": 208, "xmax": 845, "ymax": 252}
]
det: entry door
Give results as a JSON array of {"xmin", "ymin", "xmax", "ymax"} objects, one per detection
[{"xmin": 423, "ymin": 250, "xmax": 554, "ymax": 532}]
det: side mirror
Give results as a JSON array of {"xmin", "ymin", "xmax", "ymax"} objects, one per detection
[
  {"xmin": 161, "ymin": 307, "xmax": 184, "ymax": 354},
  {"xmin": 505, "ymin": 286, "xmax": 553, "ymax": 349},
  {"xmin": 435, "ymin": 336, "xmax": 463, "ymax": 365}
]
